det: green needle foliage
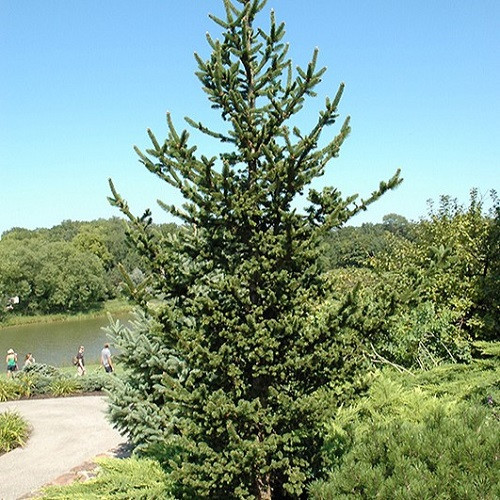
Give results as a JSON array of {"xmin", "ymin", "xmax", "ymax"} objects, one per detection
[
  {"xmin": 310, "ymin": 357, "xmax": 500, "ymax": 499},
  {"xmin": 40, "ymin": 457, "xmax": 174, "ymax": 499},
  {"xmin": 107, "ymin": 1, "xmax": 401, "ymax": 498}
]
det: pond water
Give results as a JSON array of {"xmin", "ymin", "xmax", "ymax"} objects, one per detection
[{"xmin": 0, "ymin": 314, "xmax": 131, "ymax": 368}]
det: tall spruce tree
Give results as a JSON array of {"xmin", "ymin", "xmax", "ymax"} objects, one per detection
[{"xmin": 107, "ymin": 1, "xmax": 401, "ymax": 498}]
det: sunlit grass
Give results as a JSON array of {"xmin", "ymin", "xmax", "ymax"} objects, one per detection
[
  {"xmin": 0, "ymin": 299, "xmax": 132, "ymax": 328},
  {"xmin": 0, "ymin": 363, "xmax": 123, "ymax": 380}
]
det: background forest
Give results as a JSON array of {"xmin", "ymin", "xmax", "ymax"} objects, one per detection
[
  {"xmin": 0, "ymin": 218, "xmax": 175, "ymax": 317},
  {"xmin": 1, "ymin": 188, "xmax": 498, "ymax": 363}
]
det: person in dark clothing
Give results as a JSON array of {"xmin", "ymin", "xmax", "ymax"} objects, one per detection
[{"xmin": 76, "ymin": 345, "xmax": 86, "ymax": 376}]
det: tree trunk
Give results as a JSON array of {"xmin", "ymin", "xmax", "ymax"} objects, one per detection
[{"xmin": 256, "ymin": 473, "xmax": 272, "ymax": 500}]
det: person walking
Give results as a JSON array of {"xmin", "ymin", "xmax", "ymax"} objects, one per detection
[
  {"xmin": 100, "ymin": 343, "xmax": 114, "ymax": 373},
  {"xmin": 75, "ymin": 345, "xmax": 86, "ymax": 376},
  {"xmin": 6, "ymin": 349, "xmax": 18, "ymax": 377}
]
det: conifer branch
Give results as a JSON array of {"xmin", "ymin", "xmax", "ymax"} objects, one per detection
[
  {"xmin": 346, "ymin": 169, "xmax": 403, "ymax": 219},
  {"xmin": 369, "ymin": 343, "xmax": 415, "ymax": 375},
  {"xmin": 184, "ymin": 116, "xmax": 235, "ymax": 143}
]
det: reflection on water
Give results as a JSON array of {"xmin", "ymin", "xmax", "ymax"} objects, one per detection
[{"xmin": 0, "ymin": 314, "xmax": 131, "ymax": 368}]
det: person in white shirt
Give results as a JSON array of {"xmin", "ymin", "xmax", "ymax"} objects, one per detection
[{"xmin": 101, "ymin": 343, "xmax": 114, "ymax": 373}]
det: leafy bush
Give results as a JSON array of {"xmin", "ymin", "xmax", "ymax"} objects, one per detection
[
  {"xmin": 40, "ymin": 457, "xmax": 174, "ymax": 499},
  {"xmin": 13, "ymin": 372, "xmax": 38, "ymax": 398},
  {"xmin": 382, "ymin": 301, "xmax": 471, "ymax": 369},
  {"xmin": 372, "ymin": 190, "xmax": 499, "ymax": 341},
  {"xmin": 0, "ymin": 410, "xmax": 30, "ymax": 453}
]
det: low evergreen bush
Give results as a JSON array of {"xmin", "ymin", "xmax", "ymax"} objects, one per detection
[
  {"xmin": 397, "ymin": 357, "xmax": 499, "ymax": 406},
  {"xmin": 79, "ymin": 372, "xmax": 114, "ymax": 392},
  {"xmin": 22, "ymin": 362, "xmax": 59, "ymax": 377},
  {"xmin": 310, "ymin": 359, "xmax": 500, "ymax": 500},
  {"xmin": 29, "ymin": 375, "xmax": 53, "ymax": 395},
  {"xmin": 40, "ymin": 457, "xmax": 174, "ymax": 499},
  {"xmin": 310, "ymin": 404, "xmax": 499, "ymax": 499}
]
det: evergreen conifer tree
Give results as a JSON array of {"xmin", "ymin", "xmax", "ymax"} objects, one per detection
[{"xmin": 107, "ymin": 1, "xmax": 401, "ymax": 497}]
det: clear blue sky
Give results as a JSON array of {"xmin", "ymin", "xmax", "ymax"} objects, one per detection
[{"xmin": 1, "ymin": 0, "xmax": 498, "ymax": 236}]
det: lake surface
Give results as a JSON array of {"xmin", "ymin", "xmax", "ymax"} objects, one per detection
[{"xmin": 0, "ymin": 314, "xmax": 131, "ymax": 368}]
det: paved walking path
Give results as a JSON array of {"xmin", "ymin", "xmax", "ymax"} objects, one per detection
[{"xmin": 0, "ymin": 395, "xmax": 127, "ymax": 500}]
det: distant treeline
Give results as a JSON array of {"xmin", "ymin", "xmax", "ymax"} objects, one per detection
[
  {"xmin": 0, "ymin": 217, "xmax": 177, "ymax": 316},
  {"xmin": 1, "ymin": 190, "xmax": 498, "ymax": 348},
  {"xmin": 320, "ymin": 190, "xmax": 499, "ymax": 351}
]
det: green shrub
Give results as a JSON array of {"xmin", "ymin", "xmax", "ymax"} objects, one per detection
[
  {"xmin": 1, "ymin": 374, "xmax": 52, "ymax": 401},
  {"xmin": 0, "ymin": 378, "xmax": 23, "ymax": 402},
  {"xmin": 15, "ymin": 364, "xmax": 62, "ymax": 398},
  {"xmin": 473, "ymin": 341, "xmax": 500, "ymax": 358},
  {"xmin": 0, "ymin": 410, "xmax": 30, "ymax": 453},
  {"xmin": 40, "ymin": 457, "xmax": 174, "ymax": 499},
  {"xmin": 1, "ymin": 364, "xmax": 112, "ymax": 401},
  {"xmin": 396, "ymin": 357, "xmax": 499, "ymax": 406},
  {"xmin": 383, "ymin": 301, "xmax": 471, "ymax": 369},
  {"xmin": 310, "ymin": 404, "xmax": 499, "ymax": 500},
  {"xmin": 310, "ymin": 360, "xmax": 500, "ymax": 500},
  {"xmin": 1, "ymin": 360, "xmax": 120, "ymax": 402},
  {"xmin": 14, "ymin": 372, "xmax": 38, "ymax": 398},
  {"xmin": 30, "ymin": 375, "xmax": 54, "ymax": 395},
  {"xmin": 48, "ymin": 377, "xmax": 82, "ymax": 397},
  {"xmin": 22, "ymin": 362, "xmax": 60, "ymax": 377},
  {"xmin": 78, "ymin": 372, "xmax": 114, "ymax": 393}
]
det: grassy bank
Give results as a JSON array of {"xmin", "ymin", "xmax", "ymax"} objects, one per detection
[
  {"xmin": 0, "ymin": 363, "xmax": 124, "ymax": 382},
  {"xmin": 0, "ymin": 299, "xmax": 132, "ymax": 328}
]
